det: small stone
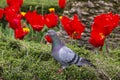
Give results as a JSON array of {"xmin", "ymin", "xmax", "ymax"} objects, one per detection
[
  {"xmin": 95, "ymin": 3, "xmax": 100, "ymax": 7},
  {"xmin": 104, "ymin": 7, "xmax": 110, "ymax": 10},
  {"xmin": 98, "ymin": 1, "xmax": 105, "ymax": 5},
  {"xmin": 81, "ymin": 18, "xmax": 87, "ymax": 22},
  {"xmin": 88, "ymin": 16, "xmax": 94, "ymax": 20},
  {"xmin": 76, "ymin": 2, "xmax": 83, "ymax": 7},
  {"xmin": 87, "ymin": 1, "xmax": 95, "ymax": 8},
  {"xmin": 81, "ymin": 33, "xmax": 86, "ymax": 36},
  {"xmin": 85, "ymin": 28, "xmax": 91, "ymax": 32},
  {"xmin": 69, "ymin": 7, "xmax": 77, "ymax": 14},
  {"xmin": 76, "ymin": 7, "xmax": 82, "ymax": 16},
  {"xmin": 64, "ymin": 36, "xmax": 70, "ymax": 39},
  {"xmin": 98, "ymin": 10, "xmax": 105, "ymax": 13},
  {"xmin": 63, "ymin": 11, "xmax": 69, "ymax": 15},
  {"xmin": 81, "ymin": 12, "xmax": 89, "ymax": 15},
  {"xmin": 104, "ymin": 3, "xmax": 113, "ymax": 7},
  {"xmin": 89, "ymin": 9, "xmax": 95, "ymax": 14}
]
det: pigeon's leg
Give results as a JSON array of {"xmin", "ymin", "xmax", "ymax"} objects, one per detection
[
  {"xmin": 58, "ymin": 66, "xmax": 66, "ymax": 74},
  {"xmin": 58, "ymin": 68, "xmax": 63, "ymax": 74}
]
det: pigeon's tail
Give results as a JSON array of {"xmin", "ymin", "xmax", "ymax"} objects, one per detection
[{"xmin": 77, "ymin": 58, "xmax": 96, "ymax": 68}]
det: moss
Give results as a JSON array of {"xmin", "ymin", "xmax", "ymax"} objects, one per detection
[{"xmin": 0, "ymin": 37, "xmax": 119, "ymax": 80}]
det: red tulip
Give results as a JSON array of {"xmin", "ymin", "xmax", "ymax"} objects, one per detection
[
  {"xmin": 89, "ymin": 12, "xmax": 119, "ymax": 48},
  {"xmin": 60, "ymin": 15, "xmax": 72, "ymax": 35},
  {"xmin": 70, "ymin": 14, "xmax": 85, "ymax": 39},
  {"xmin": 4, "ymin": 6, "xmax": 20, "ymax": 21},
  {"xmin": 24, "ymin": 11, "xmax": 32, "ymax": 23},
  {"xmin": 58, "ymin": 0, "xmax": 66, "ymax": 9},
  {"xmin": 14, "ymin": 28, "xmax": 25, "ymax": 40},
  {"xmin": 25, "ymin": 11, "xmax": 45, "ymax": 32},
  {"xmin": 45, "ymin": 35, "xmax": 52, "ymax": 43},
  {"xmin": 0, "ymin": 8, "xmax": 4, "ymax": 19},
  {"xmin": 6, "ymin": 0, "xmax": 23, "ymax": 7},
  {"xmin": 14, "ymin": 27, "xmax": 29, "ymax": 40},
  {"xmin": 92, "ymin": 12, "xmax": 119, "ymax": 36},
  {"xmin": 89, "ymin": 31, "xmax": 106, "ymax": 47},
  {"xmin": 8, "ymin": 14, "xmax": 22, "ymax": 29},
  {"xmin": 44, "ymin": 13, "xmax": 58, "ymax": 28},
  {"xmin": 61, "ymin": 14, "xmax": 85, "ymax": 39}
]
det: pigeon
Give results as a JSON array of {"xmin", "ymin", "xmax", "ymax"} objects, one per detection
[{"xmin": 46, "ymin": 30, "xmax": 96, "ymax": 73}]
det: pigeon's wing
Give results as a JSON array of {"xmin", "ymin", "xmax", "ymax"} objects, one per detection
[
  {"xmin": 58, "ymin": 46, "xmax": 96, "ymax": 69},
  {"xmin": 58, "ymin": 46, "xmax": 81, "ymax": 67}
]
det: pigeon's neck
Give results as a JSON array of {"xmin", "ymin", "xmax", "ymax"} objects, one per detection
[{"xmin": 52, "ymin": 36, "xmax": 65, "ymax": 51}]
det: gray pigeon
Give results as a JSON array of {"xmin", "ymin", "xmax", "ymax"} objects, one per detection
[{"xmin": 46, "ymin": 30, "xmax": 96, "ymax": 72}]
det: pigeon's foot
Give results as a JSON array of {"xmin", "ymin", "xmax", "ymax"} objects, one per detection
[{"xmin": 58, "ymin": 68, "xmax": 63, "ymax": 74}]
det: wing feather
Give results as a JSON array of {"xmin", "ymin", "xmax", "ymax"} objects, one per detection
[{"xmin": 58, "ymin": 46, "xmax": 76, "ymax": 64}]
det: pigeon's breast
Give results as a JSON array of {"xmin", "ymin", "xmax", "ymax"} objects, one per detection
[{"xmin": 52, "ymin": 48, "xmax": 62, "ymax": 62}]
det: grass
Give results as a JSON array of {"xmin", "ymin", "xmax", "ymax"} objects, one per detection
[
  {"xmin": 0, "ymin": 36, "xmax": 119, "ymax": 80},
  {"xmin": 23, "ymin": 0, "xmax": 58, "ymax": 6},
  {"xmin": 0, "ymin": 0, "xmax": 58, "ymax": 8}
]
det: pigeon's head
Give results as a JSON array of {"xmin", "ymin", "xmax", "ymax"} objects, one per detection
[
  {"xmin": 47, "ymin": 30, "xmax": 57, "ymax": 37},
  {"xmin": 45, "ymin": 30, "xmax": 57, "ymax": 43}
]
